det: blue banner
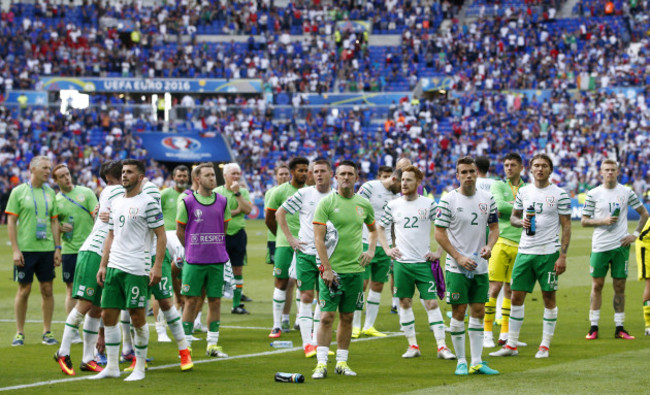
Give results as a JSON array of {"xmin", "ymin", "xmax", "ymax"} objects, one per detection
[
  {"xmin": 39, "ymin": 77, "xmax": 262, "ymax": 94},
  {"xmin": 140, "ymin": 133, "xmax": 232, "ymax": 162},
  {"xmin": 4, "ymin": 91, "xmax": 48, "ymax": 105},
  {"xmin": 302, "ymin": 92, "xmax": 411, "ymax": 106}
]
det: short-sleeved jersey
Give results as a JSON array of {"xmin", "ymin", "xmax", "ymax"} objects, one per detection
[
  {"xmin": 583, "ymin": 184, "xmax": 642, "ymax": 252},
  {"xmin": 266, "ymin": 182, "xmax": 302, "ymax": 247},
  {"xmin": 358, "ymin": 180, "xmax": 399, "ymax": 246},
  {"xmin": 514, "ymin": 184, "xmax": 571, "ymax": 255},
  {"xmin": 313, "ymin": 192, "xmax": 375, "ymax": 274},
  {"xmin": 264, "ymin": 184, "xmax": 282, "ymax": 242},
  {"xmin": 160, "ymin": 187, "xmax": 182, "ymax": 231},
  {"xmin": 176, "ymin": 191, "xmax": 232, "ymax": 225},
  {"xmin": 477, "ymin": 177, "xmax": 495, "ymax": 194},
  {"xmin": 214, "ymin": 185, "xmax": 251, "ymax": 235},
  {"xmin": 282, "ymin": 186, "xmax": 333, "ymax": 256},
  {"xmin": 5, "ymin": 183, "xmax": 59, "ymax": 252},
  {"xmin": 80, "ymin": 185, "xmax": 124, "ymax": 255},
  {"xmin": 435, "ymin": 189, "xmax": 497, "ymax": 274},
  {"xmin": 56, "ymin": 185, "xmax": 98, "ymax": 255},
  {"xmin": 108, "ymin": 193, "xmax": 164, "ymax": 276},
  {"xmin": 380, "ymin": 196, "xmax": 436, "ymax": 263},
  {"xmin": 491, "ymin": 179, "xmax": 526, "ymax": 243}
]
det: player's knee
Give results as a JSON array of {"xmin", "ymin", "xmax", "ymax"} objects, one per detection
[{"xmin": 40, "ymin": 282, "xmax": 54, "ymax": 298}]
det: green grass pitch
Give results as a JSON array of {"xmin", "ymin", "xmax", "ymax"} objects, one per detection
[{"xmin": 0, "ymin": 220, "xmax": 649, "ymax": 393}]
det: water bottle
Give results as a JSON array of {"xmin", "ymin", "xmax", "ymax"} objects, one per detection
[
  {"xmin": 458, "ymin": 254, "xmax": 475, "ymax": 279},
  {"xmin": 611, "ymin": 202, "xmax": 621, "ymax": 218},
  {"xmin": 270, "ymin": 341, "xmax": 293, "ymax": 348},
  {"xmin": 525, "ymin": 205, "xmax": 536, "ymax": 236},
  {"xmin": 318, "ymin": 265, "xmax": 341, "ymax": 296},
  {"xmin": 64, "ymin": 215, "xmax": 74, "ymax": 241},
  {"xmin": 274, "ymin": 372, "xmax": 305, "ymax": 383}
]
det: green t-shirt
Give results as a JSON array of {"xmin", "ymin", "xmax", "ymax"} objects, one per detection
[
  {"xmin": 267, "ymin": 182, "xmax": 302, "ymax": 247},
  {"xmin": 176, "ymin": 192, "xmax": 232, "ymax": 224},
  {"xmin": 56, "ymin": 186, "xmax": 98, "ymax": 254},
  {"xmin": 213, "ymin": 186, "xmax": 250, "ymax": 235},
  {"xmin": 313, "ymin": 192, "xmax": 375, "ymax": 274},
  {"xmin": 490, "ymin": 179, "xmax": 526, "ymax": 243},
  {"xmin": 264, "ymin": 184, "xmax": 281, "ymax": 242},
  {"xmin": 5, "ymin": 183, "xmax": 59, "ymax": 252},
  {"xmin": 161, "ymin": 187, "xmax": 182, "ymax": 230}
]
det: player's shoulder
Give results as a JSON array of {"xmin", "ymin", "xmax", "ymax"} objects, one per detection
[{"xmin": 439, "ymin": 189, "xmax": 458, "ymax": 203}]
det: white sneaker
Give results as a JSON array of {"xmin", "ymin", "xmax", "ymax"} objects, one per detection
[
  {"xmin": 157, "ymin": 330, "xmax": 172, "ymax": 343},
  {"xmin": 193, "ymin": 321, "xmax": 205, "ymax": 333},
  {"xmin": 535, "ymin": 346, "xmax": 549, "ymax": 359},
  {"xmin": 335, "ymin": 362, "xmax": 357, "ymax": 376},
  {"xmin": 645, "ymin": 328, "xmax": 650, "ymax": 336},
  {"xmin": 437, "ymin": 346, "xmax": 456, "ymax": 360},
  {"xmin": 402, "ymin": 345, "xmax": 421, "ymax": 358},
  {"xmin": 312, "ymin": 363, "xmax": 327, "ymax": 379},
  {"xmin": 489, "ymin": 346, "xmax": 518, "ymax": 357},
  {"xmin": 483, "ymin": 334, "xmax": 495, "ymax": 348},
  {"xmin": 516, "ymin": 340, "xmax": 528, "ymax": 347},
  {"xmin": 70, "ymin": 328, "xmax": 83, "ymax": 344}
]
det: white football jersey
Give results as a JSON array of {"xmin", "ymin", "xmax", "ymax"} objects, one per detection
[
  {"xmin": 514, "ymin": 184, "xmax": 571, "ymax": 255},
  {"xmin": 476, "ymin": 177, "xmax": 495, "ymax": 194},
  {"xmin": 358, "ymin": 180, "xmax": 399, "ymax": 246},
  {"xmin": 282, "ymin": 186, "xmax": 333, "ymax": 256},
  {"xmin": 583, "ymin": 184, "xmax": 642, "ymax": 252},
  {"xmin": 380, "ymin": 196, "xmax": 437, "ymax": 263},
  {"xmin": 80, "ymin": 185, "xmax": 124, "ymax": 255},
  {"xmin": 435, "ymin": 189, "xmax": 497, "ymax": 274},
  {"xmin": 142, "ymin": 181, "xmax": 162, "ymax": 256},
  {"xmin": 108, "ymin": 193, "xmax": 165, "ymax": 276}
]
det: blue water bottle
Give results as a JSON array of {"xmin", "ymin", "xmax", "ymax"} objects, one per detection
[
  {"xmin": 270, "ymin": 341, "xmax": 293, "ymax": 348},
  {"xmin": 274, "ymin": 372, "xmax": 305, "ymax": 383},
  {"xmin": 525, "ymin": 205, "xmax": 536, "ymax": 236}
]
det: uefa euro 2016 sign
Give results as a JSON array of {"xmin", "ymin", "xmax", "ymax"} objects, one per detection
[
  {"xmin": 39, "ymin": 77, "xmax": 263, "ymax": 94},
  {"xmin": 141, "ymin": 133, "xmax": 231, "ymax": 162}
]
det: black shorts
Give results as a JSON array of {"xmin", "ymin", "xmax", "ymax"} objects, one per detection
[
  {"xmin": 226, "ymin": 229, "xmax": 247, "ymax": 267},
  {"xmin": 14, "ymin": 251, "xmax": 55, "ymax": 284},
  {"xmin": 62, "ymin": 254, "xmax": 78, "ymax": 284}
]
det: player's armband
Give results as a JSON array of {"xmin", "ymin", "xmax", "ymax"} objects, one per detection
[{"xmin": 488, "ymin": 211, "xmax": 498, "ymax": 224}]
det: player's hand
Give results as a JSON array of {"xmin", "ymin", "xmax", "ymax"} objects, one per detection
[
  {"xmin": 387, "ymin": 247, "xmax": 403, "ymax": 260},
  {"xmin": 522, "ymin": 216, "xmax": 531, "ymax": 230},
  {"xmin": 96, "ymin": 267, "xmax": 106, "ymax": 287},
  {"xmin": 54, "ymin": 249, "xmax": 62, "ymax": 267},
  {"xmin": 620, "ymin": 234, "xmax": 636, "ymax": 247},
  {"xmin": 60, "ymin": 222, "xmax": 73, "ymax": 233},
  {"xmin": 479, "ymin": 246, "xmax": 492, "ymax": 260},
  {"xmin": 456, "ymin": 255, "xmax": 476, "ymax": 271},
  {"xmin": 359, "ymin": 251, "xmax": 374, "ymax": 267},
  {"xmin": 149, "ymin": 266, "xmax": 162, "ymax": 286},
  {"xmin": 424, "ymin": 249, "xmax": 441, "ymax": 262},
  {"xmin": 99, "ymin": 211, "xmax": 110, "ymax": 223},
  {"xmin": 231, "ymin": 207, "xmax": 241, "ymax": 216},
  {"xmin": 231, "ymin": 181, "xmax": 240, "ymax": 193},
  {"xmin": 554, "ymin": 255, "xmax": 567, "ymax": 275},
  {"xmin": 13, "ymin": 250, "xmax": 25, "ymax": 267},
  {"xmin": 288, "ymin": 237, "xmax": 307, "ymax": 252},
  {"xmin": 603, "ymin": 216, "xmax": 618, "ymax": 226},
  {"xmin": 321, "ymin": 267, "xmax": 335, "ymax": 287},
  {"xmin": 96, "ymin": 331, "xmax": 105, "ymax": 354}
]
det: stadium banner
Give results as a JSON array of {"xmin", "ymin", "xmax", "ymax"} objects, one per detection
[
  {"xmin": 4, "ymin": 91, "xmax": 48, "ymax": 105},
  {"xmin": 420, "ymin": 77, "xmax": 454, "ymax": 92},
  {"xmin": 140, "ymin": 132, "xmax": 231, "ymax": 162},
  {"xmin": 39, "ymin": 77, "xmax": 263, "ymax": 94},
  {"xmin": 336, "ymin": 20, "xmax": 371, "ymax": 33},
  {"xmin": 301, "ymin": 93, "xmax": 411, "ymax": 106}
]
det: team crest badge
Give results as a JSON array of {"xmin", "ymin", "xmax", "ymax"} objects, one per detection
[
  {"xmin": 273, "ymin": 267, "xmax": 282, "ymax": 276},
  {"xmin": 545, "ymin": 196, "xmax": 556, "ymax": 207},
  {"xmin": 182, "ymin": 284, "xmax": 190, "ymax": 293},
  {"xmin": 356, "ymin": 206, "xmax": 365, "ymax": 217},
  {"xmin": 77, "ymin": 194, "xmax": 86, "ymax": 202},
  {"xmin": 319, "ymin": 300, "xmax": 326, "ymax": 308},
  {"xmin": 451, "ymin": 292, "xmax": 460, "ymax": 301},
  {"xmin": 478, "ymin": 203, "xmax": 488, "ymax": 214},
  {"xmin": 418, "ymin": 208, "xmax": 428, "ymax": 220},
  {"xmin": 617, "ymin": 195, "xmax": 625, "ymax": 205},
  {"xmin": 194, "ymin": 209, "xmax": 204, "ymax": 222},
  {"xmin": 128, "ymin": 207, "xmax": 139, "ymax": 219},
  {"xmin": 86, "ymin": 288, "xmax": 95, "ymax": 296}
]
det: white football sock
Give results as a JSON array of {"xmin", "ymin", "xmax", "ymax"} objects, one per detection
[
  {"xmin": 589, "ymin": 309, "xmax": 600, "ymax": 326},
  {"xmin": 163, "ymin": 306, "xmax": 188, "ymax": 350},
  {"xmin": 468, "ymin": 317, "xmax": 484, "ymax": 366},
  {"xmin": 272, "ymin": 288, "xmax": 286, "ymax": 329},
  {"xmin": 399, "ymin": 307, "xmax": 417, "ymax": 346},
  {"xmin": 299, "ymin": 302, "xmax": 313, "ymax": 347},
  {"xmin": 541, "ymin": 307, "xmax": 558, "ymax": 348},
  {"xmin": 82, "ymin": 315, "xmax": 101, "ymax": 363},
  {"xmin": 427, "ymin": 306, "xmax": 446, "ymax": 348},
  {"xmin": 450, "ymin": 318, "xmax": 466, "ymax": 364},
  {"xmin": 59, "ymin": 307, "xmax": 84, "ymax": 356},
  {"xmin": 363, "ymin": 290, "xmax": 381, "ymax": 330},
  {"xmin": 507, "ymin": 304, "xmax": 524, "ymax": 349}
]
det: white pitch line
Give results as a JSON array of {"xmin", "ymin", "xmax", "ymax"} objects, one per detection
[
  {"xmin": 0, "ymin": 333, "xmax": 402, "ymax": 392},
  {"xmin": 0, "ymin": 319, "xmax": 268, "ymax": 330}
]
